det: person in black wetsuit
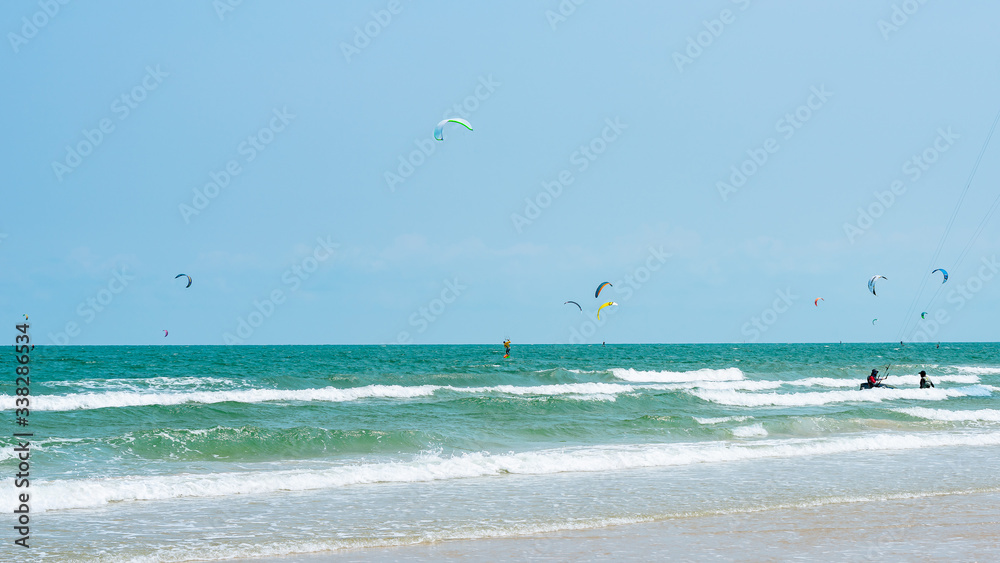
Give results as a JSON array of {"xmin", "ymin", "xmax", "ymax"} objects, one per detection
[
  {"xmin": 861, "ymin": 369, "xmax": 882, "ymax": 389},
  {"xmin": 919, "ymin": 370, "xmax": 935, "ymax": 389}
]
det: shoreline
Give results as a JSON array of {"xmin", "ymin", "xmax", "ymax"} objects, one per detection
[{"xmin": 239, "ymin": 491, "xmax": 1000, "ymax": 562}]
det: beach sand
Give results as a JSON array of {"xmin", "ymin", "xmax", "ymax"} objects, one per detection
[{"xmin": 239, "ymin": 491, "xmax": 1000, "ymax": 562}]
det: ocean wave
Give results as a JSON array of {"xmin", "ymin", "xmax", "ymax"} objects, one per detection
[
  {"xmin": 462, "ymin": 382, "xmax": 638, "ymax": 396},
  {"xmin": 21, "ymin": 430, "xmax": 1000, "ymax": 512},
  {"xmin": 0, "ymin": 382, "xmax": 648, "ymax": 412},
  {"xmin": 5, "ymin": 376, "xmax": 987, "ymax": 412},
  {"xmin": 42, "ymin": 376, "xmax": 239, "ymax": 390},
  {"xmin": 647, "ymin": 380, "xmax": 780, "ymax": 393},
  {"xmin": 881, "ymin": 374, "xmax": 981, "ymax": 385},
  {"xmin": 693, "ymin": 416, "xmax": 753, "ymax": 425},
  {"xmin": 690, "ymin": 386, "xmax": 992, "ymax": 407},
  {"xmin": 894, "ymin": 407, "xmax": 1000, "ymax": 422},
  {"xmin": 950, "ymin": 366, "xmax": 1000, "ymax": 375},
  {"xmin": 781, "ymin": 374, "xmax": 980, "ymax": 389},
  {"xmin": 611, "ymin": 367, "xmax": 744, "ymax": 383},
  {"xmin": 731, "ymin": 423, "xmax": 768, "ymax": 438},
  {"xmin": 783, "ymin": 378, "xmax": 860, "ymax": 388},
  {"xmin": 0, "ymin": 385, "xmax": 440, "ymax": 411}
]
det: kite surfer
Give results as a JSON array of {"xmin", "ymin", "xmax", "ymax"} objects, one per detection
[
  {"xmin": 919, "ymin": 370, "xmax": 935, "ymax": 389},
  {"xmin": 503, "ymin": 339, "xmax": 511, "ymax": 357},
  {"xmin": 860, "ymin": 368, "xmax": 894, "ymax": 390}
]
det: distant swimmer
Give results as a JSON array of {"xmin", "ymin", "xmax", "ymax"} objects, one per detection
[{"xmin": 919, "ymin": 370, "xmax": 935, "ymax": 389}]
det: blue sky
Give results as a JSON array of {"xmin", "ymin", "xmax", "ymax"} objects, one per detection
[{"xmin": 3, "ymin": 1, "xmax": 1000, "ymax": 345}]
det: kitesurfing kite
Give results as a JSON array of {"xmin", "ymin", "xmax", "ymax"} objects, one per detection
[
  {"xmin": 932, "ymin": 268, "xmax": 949, "ymax": 283},
  {"xmin": 814, "ymin": 298, "xmax": 824, "ymax": 307},
  {"xmin": 597, "ymin": 301, "xmax": 618, "ymax": 320},
  {"xmin": 595, "ymin": 282, "xmax": 612, "ymax": 298},
  {"xmin": 163, "ymin": 330, "xmax": 168, "ymax": 337},
  {"xmin": 868, "ymin": 275, "xmax": 887, "ymax": 296},
  {"xmin": 921, "ymin": 312, "xmax": 928, "ymax": 319},
  {"xmin": 434, "ymin": 118, "xmax": 473, "ymax": 141},
  {"xmin": 564, "ymin": 300, "xmax": 582, "ymax": 311},
  {"xmin": 872, "ymin": 318, "xmax": 878, "ymax": 325},
  {"xmin": 175, "ymin": 274, "xmax": 192, "ymax": 288},
  {"xmin": 23, "ymin": 314, "xmax": 28, "ymax": 320}
]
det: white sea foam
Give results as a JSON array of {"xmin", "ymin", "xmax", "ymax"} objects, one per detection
[
  {"xmin": 0, "ymin": 383, "xmax": 645, "ymax": 412},
  {"xmin": 731, "ymin": 423, "xmax": 768, "ymax": 438},
  {"xmin": 690, "ymin": 386, "xmax": 991, "ymax": 407},
  {"xmin": 572, "ymin": 393, "xmax": 619, "ymax": 402},
  {"xmin": 693, "ymin": 416, "xmax": 753, "ymax": 425},
  {"xmin": 686, "ymin": 380, "xmax": 781, "ymax": 391},
  {"xmin": 894, "ymin": 407, "xmax": 1000, "ymax": 422},
  {"xmin": 781, "ymin": 374, "xmax": 980, "ymax": 388},
  {"xmin": 460, "ymin": 382, "xmax": 637, "ymax": 396},
  {"xmin": 880, "ymin": 374, "xmax": 981, "ymax": 385},
  {"xmin": 0, "ymin": 385, "xmax": 440, "ymax": 411},
  {"xmin": 611, "ymin": 367, "xmax": 744, "ymax": 383},
  {"xmin": 642, "ymin": 380, "xmax": 779, "ymax": 393},
  {"xmin": 43, "ymin": 376, "xmax": 238, "ymax": 390},
  {"xmin": 633, "ymin": 380, "xmax": 779, "ymax": 392},
  {"xmin": 20, "ymin": 430, "xmax": 1000, "ymax": 512},
  {"xmin": 951, "ymin": 366, "xmax": 1000, "ymax": 375},
  {"xmin": 784, "ymin": 378, "xmax": 866, "ymax": 388}
]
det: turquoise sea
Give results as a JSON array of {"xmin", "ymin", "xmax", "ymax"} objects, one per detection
[{"xmin": 2, "ymin": 343, "xmax": 999, "ymax": 561}]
